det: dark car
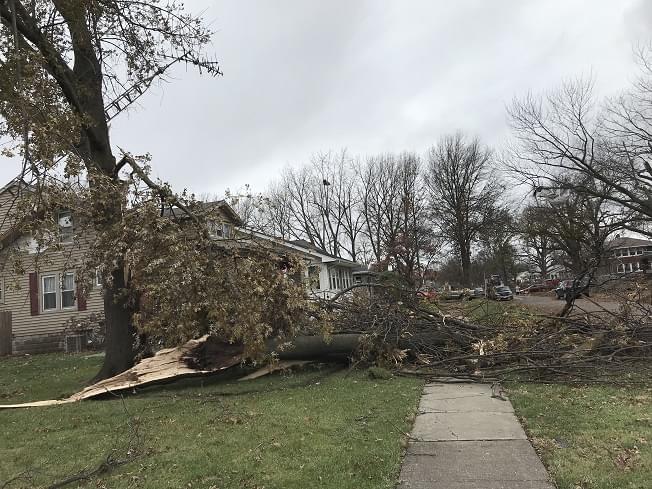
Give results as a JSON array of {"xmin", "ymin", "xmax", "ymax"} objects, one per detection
[
  {"xmin": 555, "ymin": 280, "xmax": 573, "ymax": 299},
  {"xmin": 521, "ymin": 283, "xmax": 548, "ymax": 294},
  {"xmin": 493, "ymin": 285, "xmax": 514, "ymax": 301},
  {"xmin": 555, "ymin": 279, "xmax": 591, "ymax": 300}
]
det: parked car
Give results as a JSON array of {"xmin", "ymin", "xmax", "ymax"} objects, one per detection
[
  {"xmin": 493, "ymin": 285, "xmax": 514, "ymax": 301},
  {"xmin": 469, "ymin": 287, "xmax": 485, "ymax": 299},
  {"xmin": 555, "ymin": 280, "xmax": 572, "ymax": 299},
  {"xmin": 521, "ymin": 283, "xmax": 547, "ymax": 294},
  {"xmin": 555, "ymin": 279, "xmax": 592, "ymax": 299},
  {"xmin": 417, "ymin": 288, "xmax": 438, "ymax": 301},
  {"xmin": 440, "ymin": 289, "xmax": 464, "ymax": 300},
  {"xmin": 544, "ymin": 278, "xmax": 560, "ymax": 288}
]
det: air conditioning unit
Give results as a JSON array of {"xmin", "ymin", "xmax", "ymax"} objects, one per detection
[{"xmin": 64, "ymin": 333, "xmax": 86, "ymax": 353}]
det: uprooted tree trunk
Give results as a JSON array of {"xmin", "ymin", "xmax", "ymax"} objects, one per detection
[{"xmin": 0, "ymin": 331, "xmax": 455, "ymax": 409}]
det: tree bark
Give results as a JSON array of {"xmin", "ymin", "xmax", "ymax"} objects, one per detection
[
  {"xmin": 460, "ymin": 242, "xmax": 471, "ymax": 287},
  {"xmin": 92, "ymin": 267, "xmax": 134, "ymax": 382},
  {"xmin": 52, "ymin": 3, "xmax": 133, "ymax": 380}
]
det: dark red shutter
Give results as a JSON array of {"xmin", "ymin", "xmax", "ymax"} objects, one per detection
[
  {"xmin": 77, "ymin": 284, "xmax": 87, "ymax": 311},
  {"xmin": 29, "ymin": 272, "xmax": 39, "ymax": 316}
]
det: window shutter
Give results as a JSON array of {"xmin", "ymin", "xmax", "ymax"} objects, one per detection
[
  {"xmin": 77, "ymin": 284, "xmax": 87, "ymax": 311},
  {"xmin": 29, "ymin": 272, "xmax": 39, "ymax": 316}
]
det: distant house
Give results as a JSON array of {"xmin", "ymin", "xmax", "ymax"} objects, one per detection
[
  {"xmin": 516, "ymin": 263, "xmax": 571, "ymax": 284},
  {"xmin": 604, "ymin": 236, "xmax": 652, "ymax": 274},
  {"xmin": 162, "ymin": 200, "xmax": 242, "ymax": 237},
  {"xmin": 242, "ymin": 233, "xmax": 362, "ymax": 299}
]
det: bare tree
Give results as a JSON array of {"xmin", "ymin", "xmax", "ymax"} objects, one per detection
[
  {"xmin": 263, "ymin": 151, "xmax": 361, "ymax": 258},
  {"xmin": 357, "ymin": 155, "xmax": 392, "ymax": 266},
  {"xmin": 507, "ymin": 66, "xmax": 652, "ymax": 237},
  {"xmin": 387, "ymin": 153, "xmax": 439, "ymax": 285},
  {"xmin": 425, "ymin": 133, "xmax": 503, "ymax": 286},
  {"xmin": 520, "ymin": 205, "xmax": 556, "ymax": 279},
  {"xmin": 477, "ymin": 206, "xmax": 520, "ymax": 285},
  {"xmin": 260, "ymin": 182, "xmax": 294, "ymax": 240}
]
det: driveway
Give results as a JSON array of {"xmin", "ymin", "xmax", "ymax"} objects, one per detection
[{"xmin": 515, "ymin": 293, "xmax": 622, "ymax": 315}]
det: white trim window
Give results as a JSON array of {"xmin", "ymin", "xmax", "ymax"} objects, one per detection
[
  {"xmin": 42, "ymin": 274, "xmax": 58, "ymax": 311},
  {"xmin": 62, "ymin": 272, "xmax": 75, "ymax": 308},
  {"xmin": 329, "ymin": 268, "xmax": 337, "ymax": 290},
  {"xmin": 58, "ymin": 211, "xmax": 74, "ymax": 244},
  {"xmin": 0, "ymin": 277, "xmax": 4, "ymax": 304}
]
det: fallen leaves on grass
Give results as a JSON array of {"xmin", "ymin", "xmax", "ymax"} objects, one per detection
[{"xmin": 613, "ymin": 447, "xmax": 641, "ymax": 471}]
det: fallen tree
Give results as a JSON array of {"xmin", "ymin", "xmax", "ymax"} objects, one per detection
[
  {"xmin": 3, "ymin": 282, "xmax": 651, "ymax": 409},
  {"xmin": 0, "ymin": 331, "xmax": 448, "ymax": 409}
]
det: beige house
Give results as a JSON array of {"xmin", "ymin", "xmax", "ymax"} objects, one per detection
[
  {"xmin": 0, "ymin": 179, "xmax": 103, "ymax": 353},
  {"xmin": 0, "ymin": 179, "xmax": 241, "ymax": 355}
]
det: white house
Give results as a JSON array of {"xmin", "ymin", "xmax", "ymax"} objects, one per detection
[{"xmin": 242, "ymin": 232, "xmax": 361, "ymax": 299}]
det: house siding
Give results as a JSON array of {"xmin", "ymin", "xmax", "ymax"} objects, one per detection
[
  {"xmin": 1, "ymin": 245, "xmax": 105, "ymax": 354},
  {"xmin": 0, "ymin": 183, "xmax": 105, "ymax": 354},
  {"xmin": 0, "ymin": 185, "xmax": 26, "ymax": 239}
]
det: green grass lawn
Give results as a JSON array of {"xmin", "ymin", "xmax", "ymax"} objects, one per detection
[
  {"xmin": 0, "ymin": 354, "xmax": 423, "ymax": 489},
  {"xmin": 509, "ymin": 382, "xmax": 652, "ymax": 489}
]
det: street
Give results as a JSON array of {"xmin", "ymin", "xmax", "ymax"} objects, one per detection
[{"xmin": 516, "ymin": 293, "xmax": 622, "ymax": 314}]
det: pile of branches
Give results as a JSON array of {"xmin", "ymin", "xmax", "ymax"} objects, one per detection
[{"xmin": 329, "ymin": 286, "xmax": 652, "ymax": 383}]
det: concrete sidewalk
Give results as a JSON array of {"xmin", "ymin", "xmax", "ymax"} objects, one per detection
[{"xmin": 398, "ymin": 382, "xmax": 555, "ymax": 489}]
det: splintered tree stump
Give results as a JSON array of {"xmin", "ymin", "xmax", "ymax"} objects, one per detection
[{"xmin": 0, "ymin": 336, "xmax": 243, "ymax": 409}]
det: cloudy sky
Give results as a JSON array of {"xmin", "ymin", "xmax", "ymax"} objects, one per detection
[{"xmin": 0, "ymin": 0, "xmax": 649, "ymax": 196}]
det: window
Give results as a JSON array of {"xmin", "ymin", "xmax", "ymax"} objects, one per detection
[
  {"xmin": 58, "ymin": 211, "xmax": 74, "ymax": 243},
  {"xmin": 42, "ymin": 275, "xmax": 57, "ymax": 311},
  {"xmin": 329, "ymin": 269, "xmax": 338, "ymax": 290},
  {"xmin": 95, "ymin": 269, "xmax": 103, "ymax": 287},
  {"xmin": 344, "ymin": 270, "xmax": 352, "ymax": 288},
  {"xmin": 308, "ymin": 265, "xmax": 320, "ymax": 289},
  {"xmin": 207, "ymin": 220, "xmax": 222, "ymax": 238},
  {"xmin": 616, "ymin": 263, "xmax": 625, "ymax": 273},
  {"xmin": 207, "ymin": 221, "xmax": 234, "ymax": 239},
  {"xmin": 62, "ymin": 272, "xmax": 75, "ymax": 308},
  {"xmin": 637, "ymin": 248, "xmax": 643, "ymax": 255},
  {"xmin": 0, "ymin": 277, "xmax": 4, "ymax": 304}
]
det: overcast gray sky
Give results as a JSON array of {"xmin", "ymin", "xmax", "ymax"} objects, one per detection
[{"xmin": 0, "ymin": 0, "xmax": 649, "ymax": 195}]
